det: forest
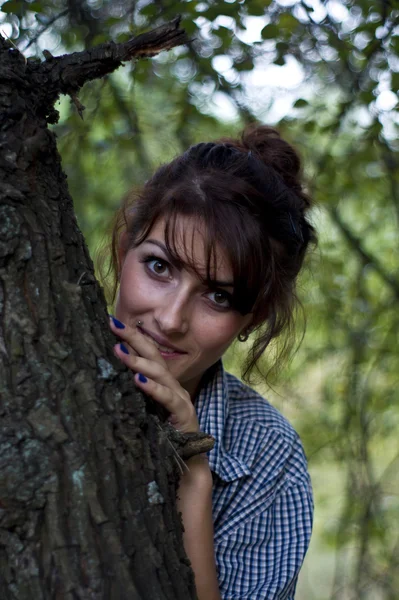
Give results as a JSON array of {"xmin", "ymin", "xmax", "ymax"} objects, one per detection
[{"xmin": 1, "ymin": 0, "xmax": 398, "ymax": 598}]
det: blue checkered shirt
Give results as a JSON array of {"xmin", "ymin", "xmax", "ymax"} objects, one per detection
[{"xmin": 195, "ymin": 361, "xmax": 313, "ymax": 599}]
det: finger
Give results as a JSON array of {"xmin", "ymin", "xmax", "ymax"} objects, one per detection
[
  {"xmin": 134, "ymin": 373, "xmax": 198, "ymax": 433},
  {"xmin": 109, "ymin": 317, "xmax": 166, "ymax": 365},
  {"xmin": 112, "ymin": 338, "xmax": 139, "ymax": 358},
  {"xmin": 113, "ymin": 342, "xmax": 198, "ymax": 432},
  {"xmin": 115, "ymin": 350, "xmax": 180, "ymax": 392}
]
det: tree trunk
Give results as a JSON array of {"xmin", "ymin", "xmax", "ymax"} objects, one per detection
[{"xmin": 0, "ymin": 21, "xmax": 211, "ymax": 600}]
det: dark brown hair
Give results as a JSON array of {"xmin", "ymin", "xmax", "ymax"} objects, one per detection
[{"xmin": 98, "ymin": 124, "xmax": 316, "ymax": 382}]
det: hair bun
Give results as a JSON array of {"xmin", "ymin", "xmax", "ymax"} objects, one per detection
[
  {"xmin": 221, "ymin": 124, "xmax": 310, "ymax": 210},
  {"xmin": 244, "ymin": 125, "xmax": 307, "ymax": 200}
]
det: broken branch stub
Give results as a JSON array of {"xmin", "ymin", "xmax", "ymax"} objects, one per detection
[{"xmin": 23, "ymin": 16, "xmax": 188, "ymax": 122}]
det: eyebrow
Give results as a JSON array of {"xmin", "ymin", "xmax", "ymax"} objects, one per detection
[{"xmin": 143, "ymin": 238, "xmax": 234, "ymax": 288}]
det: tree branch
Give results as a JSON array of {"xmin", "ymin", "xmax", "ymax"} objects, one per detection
[
  {"xmin": 107, "ymin": 77, "xmax": 153, "ymax": 172},
  {"xmin": 31, "ymin": 17, "xmax": 188, "ymax": 113},
  {"xmin": 379, "ymin": 139, "xmax": 399, "ymax": 228},
  {"xmin": 329, "ymin": 206, "xmax": 399, "ymax": 301},
  {"xmin": 169, "ymin": 429, "xmax": 215, "ymax": 461},
  {"xmin": 22, "ymin": 8, "xmax": 69, "ymax": 52}
]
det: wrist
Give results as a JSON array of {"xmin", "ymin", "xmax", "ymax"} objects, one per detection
[{"xmin": 179, "ymin": 455, "xmax": 213, "ymax": 494}]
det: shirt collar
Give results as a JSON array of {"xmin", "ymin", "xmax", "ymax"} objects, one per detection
[{"xmin": 195, "ymin": 360, "xmax": 252, "ymax": 482}]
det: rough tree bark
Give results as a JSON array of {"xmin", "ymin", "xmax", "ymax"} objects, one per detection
[{"xmin": 0, "ymin": 19, "xmax": 213, "ymax": 600}]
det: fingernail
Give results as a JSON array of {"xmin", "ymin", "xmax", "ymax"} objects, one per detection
[
  {"xmin": 120, "ymin": 343, "xmax": 129, "ymax": 354},
  {"xmin": 138, "ymin": 373, "xmax": 147, "ymax": 383},
  {"xmin": 111, "ymin": 316, "xmax": 125, "ymax": 329}
]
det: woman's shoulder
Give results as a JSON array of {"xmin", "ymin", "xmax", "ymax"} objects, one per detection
[
  {"xmin": 223, "ymin": 370, "xmax": 310, "ymax": 486},
  {"xmin": 212, "ymin": 369, "xmax": 312, "ymax": 545},
  {"xmin": 225, "ymin": 370, "xmax": 298, "ymax": 443}
]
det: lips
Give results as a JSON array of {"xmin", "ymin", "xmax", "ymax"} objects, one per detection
[{"xmin": 139, "ymin": 327, "xmax": 186, "ymax": 355}]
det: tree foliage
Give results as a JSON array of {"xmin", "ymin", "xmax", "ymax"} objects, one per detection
[{"xmin": 2, "ymin": 0, "xmax": 398, "ymax": 598}]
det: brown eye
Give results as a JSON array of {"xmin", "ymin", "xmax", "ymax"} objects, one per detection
[
  {"xmin": 153, "ymin": 260, "xmax": 166, "ymax": 274},
  {"xmin": 208, "ymin": 290, "xmax": 231, "ymax": 308},
  {"xmin": 214, "ymin": 292, "xmax": 227, "ymax": 304},
  {"xmin": 146, "ymin": 257, "xmax": 170, "ymax": 277}
]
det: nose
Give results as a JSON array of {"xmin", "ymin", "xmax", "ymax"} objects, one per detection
[{"xmin": 154, "ymin": 289, "xmax": 191, "ymax": 335}]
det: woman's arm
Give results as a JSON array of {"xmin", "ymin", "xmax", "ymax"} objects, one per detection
[{"xmin": 177, "ymin": 455, "xmax": 221, "ymax": 600}]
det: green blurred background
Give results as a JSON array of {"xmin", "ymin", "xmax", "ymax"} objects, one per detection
[{"xmin": 2, "ymin": 0, "xmax": 398, "ymax": 597}]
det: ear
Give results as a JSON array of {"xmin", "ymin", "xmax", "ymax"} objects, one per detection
[{"xmin": 117, "ymin": 231, "xmax": 130, "ymax": 274}]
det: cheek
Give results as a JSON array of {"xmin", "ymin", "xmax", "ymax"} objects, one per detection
[
  {"xmin": 117, "ymin": 263, "xmax": 156, "ymax": 312},
  {"xmin": 193, "ymin": 312, "xmax": 243, "ymax": 351}
]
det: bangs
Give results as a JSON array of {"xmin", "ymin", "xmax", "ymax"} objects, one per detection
[{"xmin": 131, "ymin": 176, "xmax": 270, "ymax": 315}]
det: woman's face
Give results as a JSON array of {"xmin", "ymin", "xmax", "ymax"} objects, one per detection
[{"xmin": 115, "ymin": 216, "xmax": 252, "ymax": 398}]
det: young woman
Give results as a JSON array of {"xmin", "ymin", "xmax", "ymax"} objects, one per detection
[{"xmin": 103, "ymin": 124, "xmax": 316, "ymax": 599}]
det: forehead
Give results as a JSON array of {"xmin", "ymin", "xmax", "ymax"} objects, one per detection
[{"xmin": 144, "ymin": 216, "xmax": 232, "ymax": 280}]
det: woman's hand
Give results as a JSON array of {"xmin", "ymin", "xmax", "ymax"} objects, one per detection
[
  {"xmin": 109, "ymin": 316, "xmax": 199, "ymax": 433},
  {"xmin": 110, "ymin": 316, "xmax": 220, "ymax": 599}
]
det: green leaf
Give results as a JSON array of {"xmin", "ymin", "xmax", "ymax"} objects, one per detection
[
  {"xmin": 115, "ymin": 32, "xmax": 131, "ymax": 44},
  {"xmin": 274, "ymin": 55, "xmax": 285, "ymax": 66},
  {"xmin": 359, "ymin": 90, "xmax": 375, "ymax": 105},
  {"xmin": 28, "ymin": 1, "xmax": 44, "ymax": 12},
  {"xmin": 391, "ymin": 72, "xmax": 399, "ymax": 94},
  {"xmin": 1, "ymin": 0, "xmax": 24, "ymax": 14},
  {"xmin": 203, "ymin": 6, "xmax": 222, "ymax": 21},
  {"xmin": 275, "ymin": 41, "xmax": 289, "ymax": 54},
  {"xmin": 91, "ymin": 33, "xmax": 109, "ymax": 46},
  {"xmin": 261, "ymin": 24, "xmax": 279, "ymax": 40},
  {"xmin": 139, "ymin": 3, "xmax": 157, "ymax": 18},
  {"xmin": 234, "ymin": 57, "xmax": 254, "ymax": 72},
  {"xmin": 214, "ymin": 25, "xmax": 233, "ymax": 49},
  {"xmin": 182, "ymin": 19, "xmax": 200, "ymax": 36},
  {"xmin": 277, "ymin": 13, "xmax": 299, "ymax": 32},
  {"xmin": 248, "ymin": 2, "xmax": 266, "ymax": 17},
  {"xmin": 294, "ymin": 98, "xmax": 309, "ymax": 108},
  {"xmin": 106, "ymin": 16, "xmax": 122, "ymax": 27}
]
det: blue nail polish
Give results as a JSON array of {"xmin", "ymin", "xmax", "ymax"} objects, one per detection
[
  {"xmin": 111, "ymin": 316, "xmax": 125, "ymax": 329},
  {"xmin": 138, "ymin": 373, "xmax": 147, "ymax": 383},
  {"xmin": 120, "ymin": 343, "xmax": 129, "ymax": 354}
]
